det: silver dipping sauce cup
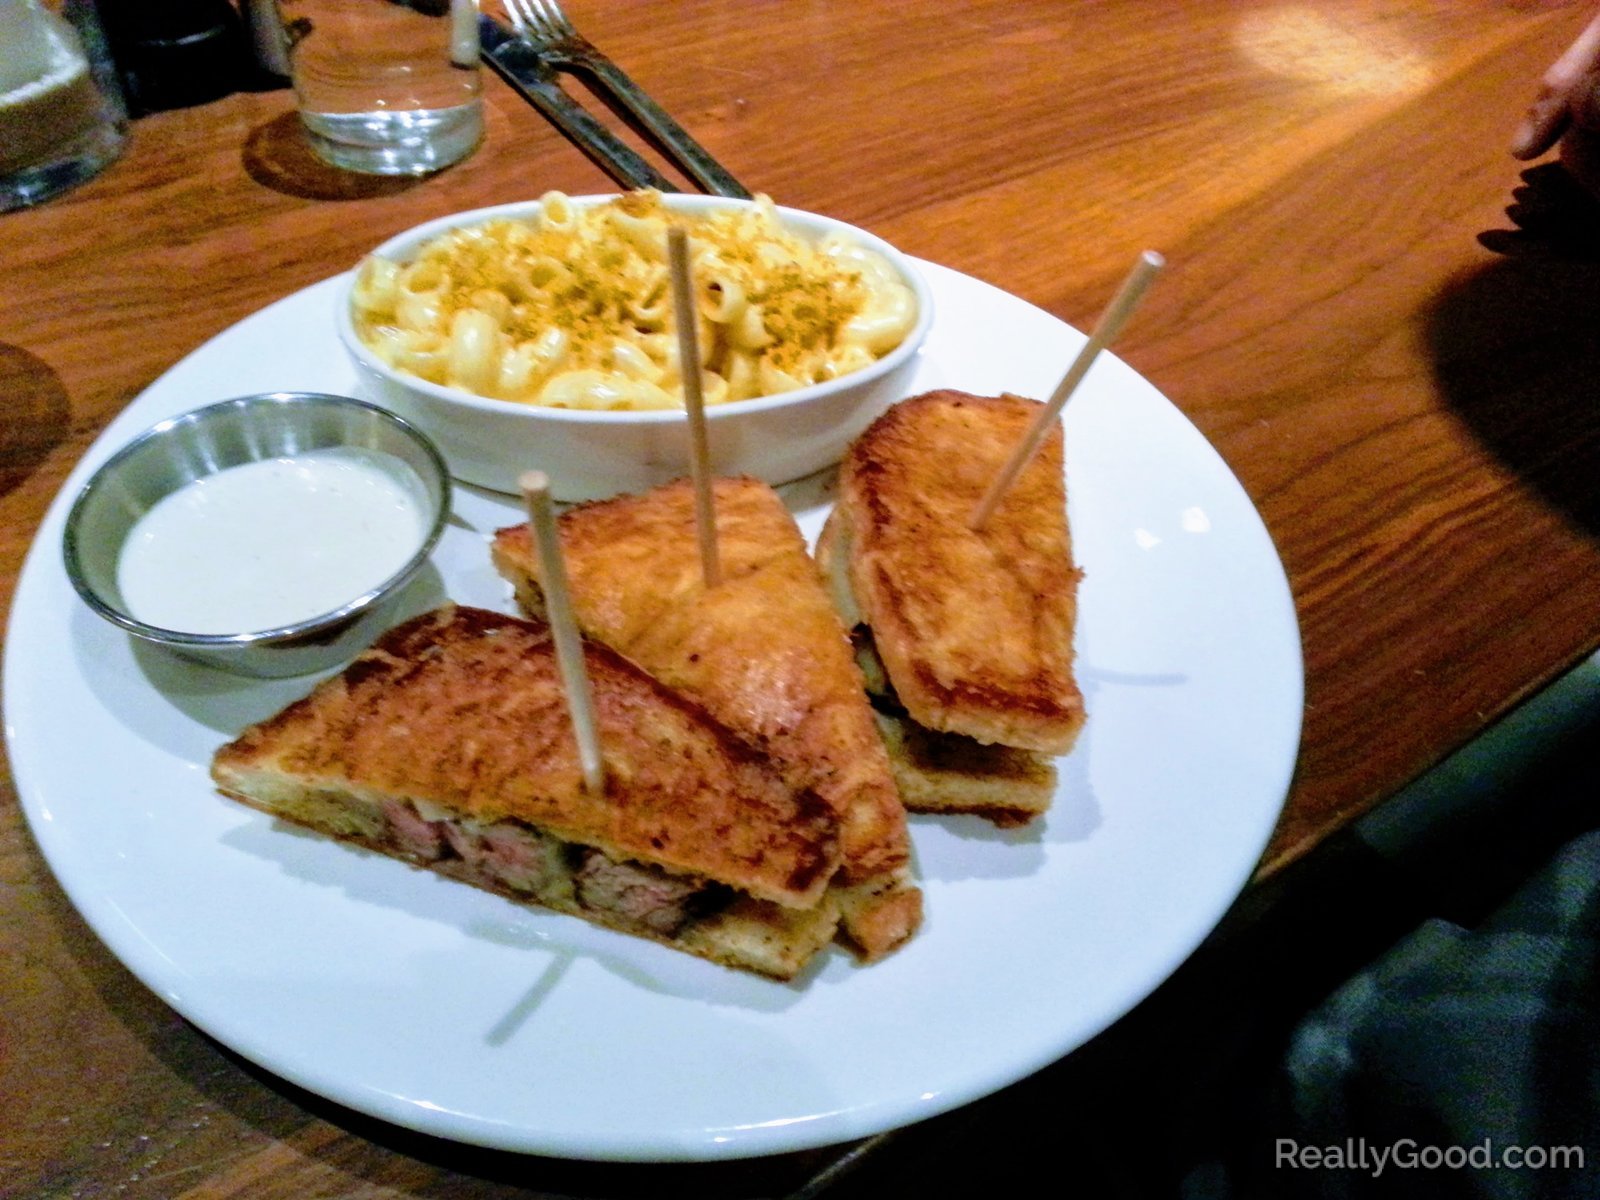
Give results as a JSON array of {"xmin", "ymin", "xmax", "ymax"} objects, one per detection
[{"xmin": 63, "ymin": 391, "xmax": 451, "ymax": 678}]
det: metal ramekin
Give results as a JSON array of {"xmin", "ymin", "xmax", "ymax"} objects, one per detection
[{"xmin": 62, "ymin": 391, "xmax": 451, "ymax": 678}]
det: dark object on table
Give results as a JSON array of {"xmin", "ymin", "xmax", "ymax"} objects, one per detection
[
  {"xmin": 241, "ymin": 0, "xmax": 292, "ymax": 83},
  {"xmin": 1275, "ymin": 829, "xmax": 1600, "ymax": 1200},
  {"xmin": 100, "ymin": 0, "xmax": 256, "ymax": 114}
]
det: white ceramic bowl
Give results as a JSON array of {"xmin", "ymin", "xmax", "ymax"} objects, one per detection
[{"xmin": 335, "ymin": 194, "xmax": 934, "ymax": 500}]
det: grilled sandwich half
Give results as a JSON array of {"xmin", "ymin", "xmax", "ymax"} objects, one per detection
[
  {"xmin": 816, "ymin": 390, "xmax": 1086, "ymax": 826},
  {"xmin": 211, "ymin": 605, "xmax": 843, "ymax": 979},
  {"xmin": 491, "ymin": 477, "xmax": 922, "ymax": 961}
]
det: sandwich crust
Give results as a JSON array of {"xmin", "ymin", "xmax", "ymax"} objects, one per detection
[
  {"xmin": 826, "ymin": 390, "xmax": 1085, "ymax": 755},
  {"xmin": 212, "ymin": 606, "xmax": 840, "ymax": 911},
  {"xmin": 871, "ymin": 711, "xmax": 1057, "ymax": 829},
  {"xmin": 491, "ymin": 477, "xmax": 921, "ymax": 959}
]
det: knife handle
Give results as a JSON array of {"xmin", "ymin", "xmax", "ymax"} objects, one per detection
[
  {"xmin": 479, "ymin": 16, "xmax": 675, "ymax": 193},
  {"xmin": 561, "ymin": 53, "xmax": 751, "ymax": 199}
]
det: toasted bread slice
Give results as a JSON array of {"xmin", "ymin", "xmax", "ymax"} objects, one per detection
[
  {"xmin": 825, "ymin": 390, "xmax": 1085, "ymax": 755},
  {"xmin": 491, "ymin": 477, "xmax": 921, "ymax": 961},
  {"xmin": 211, "ymin": 606, "xmax": 842, "ymax": 979}
]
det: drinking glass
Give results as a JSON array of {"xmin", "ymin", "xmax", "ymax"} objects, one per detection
[
  {"xmin": 0, "ymin": 0, "xmax": 127, "ymax": 213},
  {"xmin": 274, "ymin": 0, "xmax": 482, "ymax": 176}
]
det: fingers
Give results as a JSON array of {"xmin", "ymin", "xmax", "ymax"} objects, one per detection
[
  {"xmin": 1511, "ymin": 85, "xmax": 1571, "ymax": 158},
  {"xmin": 1560, "ymin": 79, "xmax": 1600, "ymax": 199},
  {"xmin": 1547, "ymin": 9, "xmax": 1600, "ymax": 88},
  {"xmin": 1576, "ymin": 68, "xmax": 1600, "ymax": 131},
  {"xmin": 1511, "ymin": 9, "xmax": 1600, "ymax": 158}
]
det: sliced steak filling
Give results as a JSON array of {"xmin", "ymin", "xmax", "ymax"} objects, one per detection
[
  {"xmin": 573, "ymin": 849, "xmax": 732, "ymax": 937},
  {"xmin": 378, "ymin": 799, "xmax": 729, "ymax": 936}
]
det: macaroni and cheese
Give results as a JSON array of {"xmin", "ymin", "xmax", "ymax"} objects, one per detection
[{"xmin": 348, "ymin": 190, "xmax": 918, "ymax": 411}]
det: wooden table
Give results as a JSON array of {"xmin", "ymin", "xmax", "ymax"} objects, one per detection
[{"xmin": 5, "ymin": 2, "xmax": 1599, "ymax": 1195}]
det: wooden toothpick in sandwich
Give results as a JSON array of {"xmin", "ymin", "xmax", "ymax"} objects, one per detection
[
  {"xmin": 519, "ymin": 470, "xmax": 605, "ymax": 795},
  {"xmin": 969, "ymin": 249, "xmax": 1165, "ymax": 531},
  {"xmin": 667, "ymin": 225, "xmax": 723, "ymax": 588}
]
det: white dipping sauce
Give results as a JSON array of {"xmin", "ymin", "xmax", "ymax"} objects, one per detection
[{"xmin": 117, "ymin": 448, "xmax": 430, "ymax": 634}]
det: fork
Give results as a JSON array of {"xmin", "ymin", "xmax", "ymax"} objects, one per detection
[
  {"xmin": 479, "ymin": 14, "xmax": 677, "ymax": 191},
  {"xmin": 501, "ymin": 0, "xmax": 751, "ymax": 198}
]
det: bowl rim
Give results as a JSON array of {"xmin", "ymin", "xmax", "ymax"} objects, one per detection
[
  {"xmin": 334, "ymin": 192, "xmax": 936, "ymax": 424},
  {"xmin": 61, "ymin": 391, "xmax": 452, "ymax": 648}
]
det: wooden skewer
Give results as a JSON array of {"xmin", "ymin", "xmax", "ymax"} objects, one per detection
[
  {"xmin": 667, "ymin": 225, "xmax": 722, "ymax": 587},
  {"xmin": 519, "ymin": 470, "xmax": 605, "ymax": 796},
  {"xmin": 968, "ymin": 249, "xmax": 1166, "ymax": 531}
]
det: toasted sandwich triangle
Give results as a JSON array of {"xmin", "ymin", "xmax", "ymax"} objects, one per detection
[
  {"xmin": 491, "ymin": 477, "xmax": 922, "ymax": 961},
  {"xmin": 211, "ymin": 606, "xmax": 845, "ymax": 978}
]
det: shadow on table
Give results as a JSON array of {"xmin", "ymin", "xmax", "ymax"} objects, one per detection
[
  {"xmin": 1477, "ymin": 164, "xmax": 1600, "ymax": 264},
  {"xmin": 241, "ymin": 112, "xmax": 430, "ymax": 202},
  {"xmin": 1423, "ymin": 184, "xmax": 1600, "ymax": 539},
  {"xmin": 0, "ymin": 343, "xmax": 70, "ymax": 502}
]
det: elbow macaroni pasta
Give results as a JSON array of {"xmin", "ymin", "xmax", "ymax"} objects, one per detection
[{"xmin": 349, "ymin": 190, "xmax": 917, "ymax": 411}]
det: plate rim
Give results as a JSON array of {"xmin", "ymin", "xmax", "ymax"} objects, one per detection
[{"xmin": 4, "ymin": 258, "xmax": 1303, "ymax": 1162}]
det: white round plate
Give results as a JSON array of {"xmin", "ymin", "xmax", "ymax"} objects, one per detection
[{"xmin": 5, "ymin": 260, "xmax": 1302, "ymax": 1162}]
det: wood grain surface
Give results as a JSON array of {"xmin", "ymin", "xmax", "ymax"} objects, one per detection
[{"xmin": 4, "ymin": 2, "xmax": 1600, "ymax": 1196}]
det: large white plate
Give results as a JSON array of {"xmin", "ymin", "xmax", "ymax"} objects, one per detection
[{"xmin": 5, "ymin": 261, "xmax": 1302, "ymax": 1162}]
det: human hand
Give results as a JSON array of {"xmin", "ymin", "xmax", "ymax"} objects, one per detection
[{"xmin": 1511, "ymin": 9, "xmax": 1600, "ymax": 200}]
